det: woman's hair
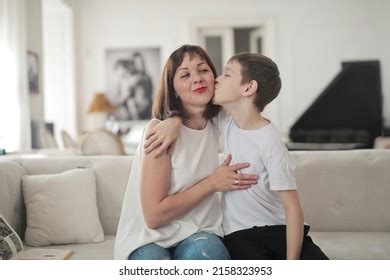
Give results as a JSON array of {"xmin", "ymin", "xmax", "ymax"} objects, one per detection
[{"xmin": 152, "ymin": 45, "xmax": 220, "ymax": 120}]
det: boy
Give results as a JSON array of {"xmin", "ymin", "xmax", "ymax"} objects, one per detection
[{"xmin": 145, "ymin": 53, "xmax": 328, "ymax": 260}]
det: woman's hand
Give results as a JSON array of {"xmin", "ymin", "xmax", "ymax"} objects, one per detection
[
  {"xmin": 208, "ymin": 154, "xmax": 259, "ymax": 192},
  {"xmin": 144, "ymin": 117, "xmax": 182, "ymax": 157}
]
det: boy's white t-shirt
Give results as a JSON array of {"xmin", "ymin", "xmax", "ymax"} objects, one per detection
[{"xmin": 214, "ymin": 110, "xmax": 297, "ymax": 235}]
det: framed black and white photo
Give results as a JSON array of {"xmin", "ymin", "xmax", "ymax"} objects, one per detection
[
  {"xmin": 106, "ymin": 47, "xmax": 161, "ymax": 120},
  {"xmin": 27, "ymin": 51, "xmax": 39, "ymax": 94}
]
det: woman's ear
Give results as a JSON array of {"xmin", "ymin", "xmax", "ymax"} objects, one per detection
[{"xmin": 243, "ymin": 80, "xmax": 258, "ymax": 97}]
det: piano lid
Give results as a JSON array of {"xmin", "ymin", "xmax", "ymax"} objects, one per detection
[{"xmin": 289, "ymin": 60, "xmax": 383, "ymax": 146}]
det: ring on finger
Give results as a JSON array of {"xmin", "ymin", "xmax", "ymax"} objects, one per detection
[{"xmin": 234, "ymin": 179, "xmax": 239, "ymax": 185}]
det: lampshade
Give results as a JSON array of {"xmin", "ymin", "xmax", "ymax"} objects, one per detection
[{"xmin": 87, "ymin": 92, "xmax": 115, "ymax": 113}]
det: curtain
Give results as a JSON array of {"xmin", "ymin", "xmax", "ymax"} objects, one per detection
[
  {"xmin": 0, "ymin": 0, "xmax": 30, "ymax": 152},
  {"xmin": 42, "ymin": 0, "xmax": 77, "ymax": 145}
]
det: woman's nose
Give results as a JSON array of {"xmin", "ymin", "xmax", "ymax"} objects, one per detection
[{"xmin": 192, "ymin": 72, "xmax": 203, "ymax": 83}]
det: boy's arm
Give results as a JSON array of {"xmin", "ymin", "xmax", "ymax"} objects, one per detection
[
  {"xmin": 277, "ymin": 190, "xmax": 304, "ymax": 260},
  {"xmin": 143, "ymin": 117, "xmax": 182, "ymax": 157},
  {"xmin": 144, "ymin": 108, "xmax": 229, "ymax": 157},
  {"xmin": 143, "ymin": 108, "xmax": 230, "ymax": 157}
]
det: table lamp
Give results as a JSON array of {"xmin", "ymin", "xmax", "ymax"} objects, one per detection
[{"xmin": 87, "ymin": 92, "xmax": 115, "ymax": 129}]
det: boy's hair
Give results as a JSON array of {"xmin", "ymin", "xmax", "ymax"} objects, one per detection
[
  {"xmin": 152, "ymin": 44, "xmax": 220, "ymax": 120},
  {"xmin": 229, "ymin": 53, "xmax": 281, "ymax": 112}
]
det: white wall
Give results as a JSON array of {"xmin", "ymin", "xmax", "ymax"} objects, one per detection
[{"xmin": 72, "ymin": 0, "xmax": 390, "ymax": 135}]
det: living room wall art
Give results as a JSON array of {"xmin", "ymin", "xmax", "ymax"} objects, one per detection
[
  {"xmin": 27, "ymin": 51, "xmax": 39, "ymax": 94},
  {"xmin": 105, "ymin": 47, "xmax": 161, "ymax": 120}
]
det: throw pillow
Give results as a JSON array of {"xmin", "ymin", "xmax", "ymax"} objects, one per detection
[{"xmin": 22, "ymin": 168, "xmax": 104, "ymax": 246}]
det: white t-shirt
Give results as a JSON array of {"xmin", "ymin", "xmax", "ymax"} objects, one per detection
[
  {"xmin": 114, "ymin": 121, "xmax": 223, "ymax": 259},
  {"xmin": 215, "ymin": 110, "xmax": 297, "ymax": 235}
]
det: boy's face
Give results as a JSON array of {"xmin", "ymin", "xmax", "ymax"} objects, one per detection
[{"xmin": 213, "ymin": 60, "xmax": 246, "ymax": 106}]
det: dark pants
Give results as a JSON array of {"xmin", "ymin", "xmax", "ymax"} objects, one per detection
[{"xmin": 223, "ymin": 225, "xmax": 329, "ymax": 260}]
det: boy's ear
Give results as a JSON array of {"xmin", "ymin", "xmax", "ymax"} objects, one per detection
[{"xmin": 243, "ymin": 80, "xmax": 258, "ymax": 97}]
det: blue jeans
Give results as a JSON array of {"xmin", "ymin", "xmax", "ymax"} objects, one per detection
[{"xmin": 128, "ymin": 232, "xmax": 230, "ymax": 260}]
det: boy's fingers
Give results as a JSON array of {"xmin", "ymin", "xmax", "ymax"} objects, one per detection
[
  {"xmin": 143, "ymin": 135, "xmax": 157, "ymax": 149},
  {"xmin": 145, "ymin": 140, "xmax": 162, "ymax": 154},
  {"xmin": 145, "ymin": 129, "xmax": 156, "ymax": 141},
  {"xmin": 153, "ymin": 142, "xmax": 170, "ymax": 158},
  {"xmin": 144, "ymin": 140, "xmax": 151, "ymax": 149}
]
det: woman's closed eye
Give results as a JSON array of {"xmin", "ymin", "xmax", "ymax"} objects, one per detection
[{"xmin": 180, "ymin": 73, "xmax": 190, "ymax": 79}]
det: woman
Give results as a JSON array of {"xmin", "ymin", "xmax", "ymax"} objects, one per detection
[{"xmin": 114, "ymin": 45, "xmax": 258, "ymax": 260}]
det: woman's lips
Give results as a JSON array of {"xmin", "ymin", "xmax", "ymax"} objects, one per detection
[{"xmin": 194, "ymin": 87, "xmax": 207, "ymax": 93}]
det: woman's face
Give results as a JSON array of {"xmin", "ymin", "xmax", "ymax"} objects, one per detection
[{"xmin": 173, "ymin": 53, "xmax": 215, "ymax": 114}]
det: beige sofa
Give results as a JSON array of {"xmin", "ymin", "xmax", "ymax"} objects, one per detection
[{"xmin": 1, "ymin": 150, "xmax": 389, "ymax": 259}]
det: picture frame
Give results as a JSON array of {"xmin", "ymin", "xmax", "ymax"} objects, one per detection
[
  {"xmin": 105, "ymin": 47, "xmax": 161, "ymax": 120},
  {"xmin": 27, "ymin": 51, "xmax": 39, "ymax": 94}
]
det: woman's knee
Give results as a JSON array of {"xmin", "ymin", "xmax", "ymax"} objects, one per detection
[
  {"xmin": 175, "ymin": 232, "xmax": 230, "ymax": 260},
  {"xmin": 128, "ymin": 243, "xmax": 171, "ymax": 260}
]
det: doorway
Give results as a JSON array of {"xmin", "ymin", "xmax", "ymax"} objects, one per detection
[{"xmin": 191, "ymin": 17, "xmax": 279, "ymax": 127}]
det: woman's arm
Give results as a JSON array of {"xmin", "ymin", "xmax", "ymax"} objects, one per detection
[
  {"xmin": 277, "ymin": 190, "xmax": 304, "ymax": 260},
  {"xmin": 141, "ymin": 120, "xmax": 258, "ymax": 229}
]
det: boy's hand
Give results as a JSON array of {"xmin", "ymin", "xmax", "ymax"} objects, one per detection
[
  {"xmin": 209, "ymin": 154, "xmax": 259, "ymax": 192},
  {"xmin": 144, "ymin": 117, "xmax": 181, "ymax": 157}
]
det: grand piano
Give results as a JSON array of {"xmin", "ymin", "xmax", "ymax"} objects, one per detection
[{"xmin": 287, "ymin": 60, "xmax": 383, "ymax": 150}]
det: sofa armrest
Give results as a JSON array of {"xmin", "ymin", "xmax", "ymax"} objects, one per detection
[{"xmin": 0, "ymin": 159, "xmax": 27, "ymax": 238}]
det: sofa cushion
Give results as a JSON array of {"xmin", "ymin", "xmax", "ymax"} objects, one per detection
[
  {"xmin": 22, "ymin": 168, "xmax": 104, "ymax": 246},
  {"xmin": 310, "ymin": 231, "xmax": 390, "ymax": 260},
  {"xmin": 292, "ymin": 150, "xmax": 390, "ymax": 232},
  {"xmin": 23, "ymin": 235, "xmax": 116, "ymax": 260}
]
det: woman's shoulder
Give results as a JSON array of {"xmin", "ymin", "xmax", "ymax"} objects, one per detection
[{"xmin": 138, "ymin": 119, "xmax": 161, "ymax": 149}]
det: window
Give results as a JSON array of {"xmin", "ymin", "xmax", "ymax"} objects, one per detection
[
  {"xmin": 42, "ymin": 0, "xmax": 76, "ymax": 144},
  {"xmin": 0, "ymin": 0, "xmax": 29, "ymax": 152}
]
